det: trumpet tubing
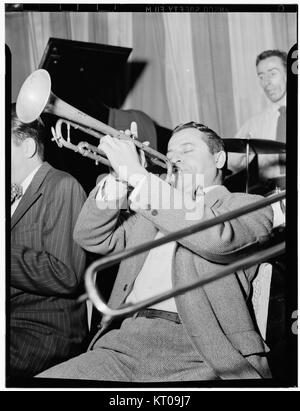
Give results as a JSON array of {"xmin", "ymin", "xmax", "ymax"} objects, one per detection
[
  {"xmin": 51, "ymin": 119, "xmax": 111, "ymax": 166},
  {"xmin": 16, "ymin": 69, "xmax": 174, "ymax": 181}
]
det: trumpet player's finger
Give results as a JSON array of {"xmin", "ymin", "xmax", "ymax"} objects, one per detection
[
  {"xmin": 99, "ymin": 135, "xmax": 118, "ymax": 150},
  {"xmin": 99, "ymin": 134, "xmax": 113, "ymax": 146},
  {"xmin": 139, "ymin": 141, "xmax": 149, "ymax": 168},
  {"xmin": 98, "ymin": 140, "xmax": 113, "ymax": 157},
  {"xmin": 124, "ymin": 128, "xmax": 137, "ymax": 146},
  {"xmin": 98, "ymin": 137, "xmax": 119, "ymax": 160},
  {"xmin": 122, "ymin": 122, "xmax": 137, "ymax": 138},
  {"xmin": 130, "ymin": 121, "xmax": 138, "ymax": 139},
  {"xmin": 98, "ymin": 140, "xmax": 124, "ymax": 177},
  {"xmin": 117, "ymin": 128, "xmax": 134, "ymax": 145},
  {"xmin": 139, "ymin": 149, "xmax": 147, "ymax": 168},
  {"xmin": 117, "ymin": 136, "xmax": 138, "ymax": 154},
  {"xmin": 100, "ymin": 136, "xmax": 136, "ymax": 162}
]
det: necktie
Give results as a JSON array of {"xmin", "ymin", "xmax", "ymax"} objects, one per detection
[
  {"xmin": 11, "ymin": 183, "xmax": 23, "ymax": 204},
  {"xmin": 276, "ymin": 106, "xmax": 286, "ymax": 175},
  {"xmin": 276, "ymin": 106, "xmax": 286, "ymax": 143}
]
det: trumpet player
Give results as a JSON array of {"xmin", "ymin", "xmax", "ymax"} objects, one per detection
[{"xmin": 38, "ymin": 121, "xmax": 274, "ymax": 381}]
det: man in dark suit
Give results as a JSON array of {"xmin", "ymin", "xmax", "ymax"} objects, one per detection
[
  {"xmin": 38, "ymin": 121, "xmax": 274, "ymax": 381},
  {"xmin": 10, "ymin": 105, "xmax": 88, "ymax": 378}
]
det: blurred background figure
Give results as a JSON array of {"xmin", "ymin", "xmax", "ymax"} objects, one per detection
[{"xmin": 228, "ymin": 50, "xmax": 287, "ymax": 194}]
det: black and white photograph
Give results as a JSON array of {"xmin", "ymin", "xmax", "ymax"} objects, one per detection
[{"xmin": 3, "ymin": 2, "xmax": 298, "ymax": 393}]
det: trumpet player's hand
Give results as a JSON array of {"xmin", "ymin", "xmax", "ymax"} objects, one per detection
[{"xmin": 99, "ymin": 128, "xmax": 148, "ymax": 187}]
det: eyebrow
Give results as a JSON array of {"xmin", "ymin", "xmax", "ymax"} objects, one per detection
[
  {"xmin": 167, "ymin": 142, "xmax": 195, "ymax": 152},
  {"xmin": 258, "ymin": 67, "xmax": 280, "ymax": 75}
]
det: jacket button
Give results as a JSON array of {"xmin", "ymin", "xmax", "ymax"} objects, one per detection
[
  {"xmin": 123, "ymin": 284, "xmax": 128, "ymax": 291},
  {"xmin": 151, "ymin": 209, "xmax": 158, "ymax": 216}
]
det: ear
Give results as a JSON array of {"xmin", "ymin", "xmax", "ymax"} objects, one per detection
[
  {"xmin": 214, "ymin": 151, "xmax": 226, "ymax": 170},
  {"xmin": 23, "ymin": 137, "xmax": 37, "ymax": 159}
]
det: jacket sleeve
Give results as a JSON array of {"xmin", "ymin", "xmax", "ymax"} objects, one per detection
[
  {"xmin": 73, "ymin": 182, "xmax": 137, "ymax": 256},
  {"xmin": 11, "ymin": 175, "xmax": 87, "ymax": 296},
  {"xmin": 129, "ymin": 174, "xmax": 273, "ymax": 264}
]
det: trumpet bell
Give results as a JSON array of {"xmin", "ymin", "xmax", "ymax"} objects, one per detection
[{"xmin": 16, "ymin": 69, "xmax": 51, "ymax": 123}]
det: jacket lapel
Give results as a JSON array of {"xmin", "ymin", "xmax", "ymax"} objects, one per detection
[{"xmin": 11, "ymin": 162, "xmax": 52, "ymax": 230}]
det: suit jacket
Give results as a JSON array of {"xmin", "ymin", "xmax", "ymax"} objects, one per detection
[
  {"xmin": 10, "ymin": 162, "xmax": 88, "ymax": 377},
  {"xmin": 74, "ymin": 174, "xmax": 274, "ymax": 380}
]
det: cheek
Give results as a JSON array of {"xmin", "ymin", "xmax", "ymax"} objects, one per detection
[
  {"xmin": 279, "ymin": 77, "xmax": 286, "ymax": 91},
  {"xmin": 11, "ymin": 156, "xmax": 19, "ymax": 177},
  {"xmin": 273, "ymin": 75, "xmax": 285, "ymax": 90},
  {"xmin": 191, "ymin": 155, "xmax": 213, "ymax": 173},
  {"xmin": 11, "ymin": 148, "xmax": 23, "ymax": 173},
  {"xmin": 11, "ymin": 150, "xmax": 16, "ymax": 169}
]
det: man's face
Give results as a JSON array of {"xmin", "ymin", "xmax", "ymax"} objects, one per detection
[
  {"xmin": 11, "ymin": 136, "xmax": 26, "ymax": 184},
  {"xmin": 167, "ymin": 128, "xmax": 218, "ymax": 191},
  {"xmin": 257, "ymin": 56, "xmax": 287, "ymax": 103}
]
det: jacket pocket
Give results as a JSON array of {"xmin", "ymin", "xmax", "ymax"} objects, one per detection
[{"xmin": 12, "ymin": 222, "xmax": 40, "ymax": 246}]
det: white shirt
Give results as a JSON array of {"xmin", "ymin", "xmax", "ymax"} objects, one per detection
[
  {"xmin": 96, "ymin": 175, "xmax": 219, "ymax": 312},
  {"xmin": 228, "ymin": 101, "xmax": 286, "ymax": 179},
  {"xmin": 11, "ymin": 164, "xmax": 42, "ymax": 216}
]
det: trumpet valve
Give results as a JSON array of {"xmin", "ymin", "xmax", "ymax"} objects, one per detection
[
  {"xmin": 51, "ymin": 126, "xmax": 63, "ymax": 148},
  {"xmin": 77, "ymin": 141, "xmax": 90, "ymax": 156}
]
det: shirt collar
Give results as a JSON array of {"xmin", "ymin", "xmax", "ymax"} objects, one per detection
[
  {"xmin": 267, "ymin": 97, "xmax": 286, "ymax": 112},
  {"xmin": 20, "ymin": 164, "xmax": 42, "ymax": 195},
  {"xmin": 203, "ymin": 184, "xmax": 220, "ymax": 194},
  {"xmin": 194, "ymin": 184, "xmax": 220, "ymax": 203}
]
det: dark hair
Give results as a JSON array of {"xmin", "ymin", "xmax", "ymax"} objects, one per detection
[
  {"xmin": 173, "ymin": 121, "xmax": 225, "ymax": 154},
  {"xmin": 256, "ymin": 49, "xmax": 287, "ymax": 70},
  {"xmin": 172, "ymin": 121, "xmax": 228, "ymax": 177},
  {"xmin": 11, "ymin": 103, "xmax": 45, "ymax": 160}
]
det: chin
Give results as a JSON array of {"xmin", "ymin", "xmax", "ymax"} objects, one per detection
[{"xmin": 269, "ymin": 93, "xmax": 284, "ymax": 103}]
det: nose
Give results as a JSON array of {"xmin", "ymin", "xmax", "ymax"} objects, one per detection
[
  {"xmin": 261, "ymin": 74, "xmax": 271, "ymax": 89},
  {"xmin": 168, "ymin": 152, "xmax": 182, "ymax": 165}
]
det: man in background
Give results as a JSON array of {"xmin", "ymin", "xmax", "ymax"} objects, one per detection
[
  {"xmin": 228, "ymin": 50, "xmax": 287, "ymax": 188},
  {"xmin": 10, "ymin": 104, "xmax": 88, "ymax": 378}
]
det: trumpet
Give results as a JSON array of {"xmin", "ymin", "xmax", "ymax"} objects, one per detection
[
  {"xmin": 80, "ymin": 190, "xmax": 286, "ymax": 326},
  {"xmin": 16, "ymin": 69, "xmax": 174, "ymax": 182}
]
